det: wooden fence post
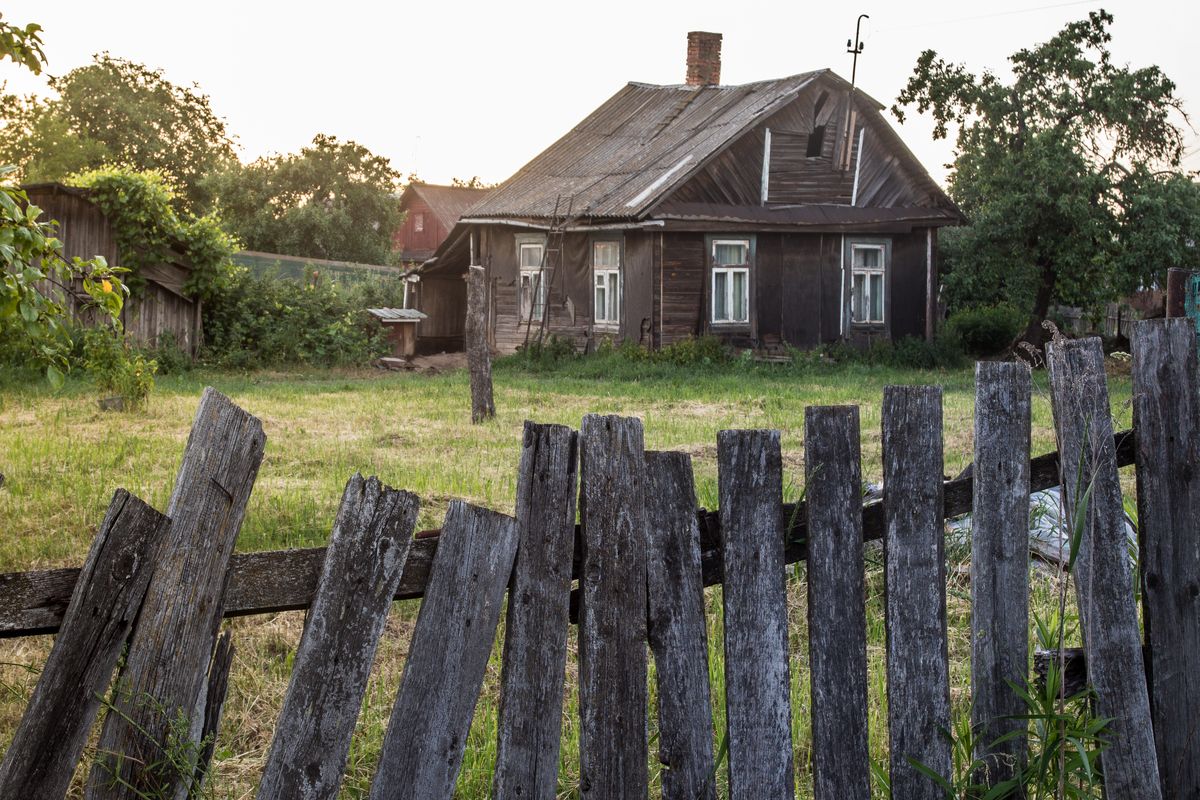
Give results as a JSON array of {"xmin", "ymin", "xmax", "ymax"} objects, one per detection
[
  {"xmin": 256, "ymin": 474, "xmax": 420, "ymax": 800},
  {"xmin": 970, "ymin": 362, "xmax": 1031, "ymax": 786},
  {"xmin": 1132, "ymin": 319, "xmax": 1200, "ymax": 797},
  {"xmin": 577, "ymin": 414, "xmax": 649, "ymax": 799},
  {"xmin": 368, "ymin": 501, "xmax": 518, "ymax": 800},
  {"xmin": 466, "ymin": 264, "xmax": 495, "ymax": 423},
  {"xmin": 1046, "ymin": 336, "xmax": 1162, "ymax": 799},
  {"xmin": 718, "ymin": 429, "xmax": 795, "ymax": 799},
  {"xmin": 86, "ymin": 387, "xmax": 266, "ymax": 800},
  {"xmin": 883, "ymin": 386, "xmax": 951, "ymax": 800},
  {"xmin": 192, "ymin": 630, "xmax": 234, "ymax": 795},
  {"xmin": 645, "ymin": 451, "xmax": 716, "ymax": 800},
  {"xmin": 804, "ymin": 407, "xmax": 870, "ymax": 800},
  {"xmin": 0, "ymin": 491, "xmax": 168, "ymax": 800},
  {"xmin": 493, "ymin": 423, "xmax": 579, "ymax": 800}
]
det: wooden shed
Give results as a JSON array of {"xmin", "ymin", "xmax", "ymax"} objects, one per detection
[
  {"xmin": 368, "ymin": 307, "xmax": 428, "ymax": 358},
  {"xmin": 23, "ymin": 183, "xmax": 203, "ymax": 355}
]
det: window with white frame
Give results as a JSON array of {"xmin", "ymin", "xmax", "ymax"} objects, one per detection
[
  {"xmin": 711, "ymin": 239, "xmax": 750, "ymax": 324},
  {"xmin": 593, "ymin": 240, "xmax": 621, "ymax": 325},
  {"xmin": 413, "ymin": 212, "xmax": 425, "ymax": 233},
  {"xmin": 850, "ymin": 243, "xmax": 885, "ymax": 324},
  {"xmin": 518, "ymin": 241, "xmax": 546, "ymax": 322}
]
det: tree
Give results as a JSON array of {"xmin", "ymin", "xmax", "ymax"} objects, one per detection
[
  {"xmin": 0, "ymin": 54, "xmax": 236, "ymax": 209},
  {"xmin": 894, "ymin": 10, "xmax": 1197, "ymax": 347},
  {"xmin": 205, "ymin": 134, "xmax": 403, "ymax": 264}
]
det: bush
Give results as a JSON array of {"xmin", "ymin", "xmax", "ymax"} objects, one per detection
[
  {"xmin": 944, "ymin": 305, "xmax": 1025, "ymax": 357},
  {"xmin": 146, "ymin": 331, "xmax": 191, "ymax": 375},
  {"xmin": 83, "ymin": 327, "xmax": 157, "ymax": 408},
  {"xmin": 819, "ymin": 335, "xmax": 964, "ymax": 370}
]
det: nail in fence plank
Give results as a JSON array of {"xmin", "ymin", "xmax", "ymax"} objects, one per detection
[
  {"xmin": 192, "ymin": 630, "xmax": 234, "ymax": 796},
  {"xmin": 257, "ymin": 474, "xmax": 420, "ymax": 800},
  {"xmin": 577, "ymin": 414, "xmax": 650, "ymax": 799},
  {"xmin": 645, "ymin": 451, "xmax": 716, "ymax": 800},
  {"xmin": 0, "ymin": 490, "xmax": 168, "ymax": 800},
  {"xmin": 87, "ymin": 387, "xmax": 266, "ymax": 800},
  {"xmin": 368, "ymin": 501, "xmax": 518, "ymax": 800},
  {"xmin": 1132, "ymin": 319, "xmax": 1200, "ymax": 797},
  {"xmin": 718, "ymin": 429, "xmax": 795, "ymax": 799},
  {"xmin": 883, "ymin": 386, "xmax": 951, "ymax": 800},
  {"xmin": 970, "ymin": 362, "xmax": 1032, "ymax": 786},
  {"xmin": 493, "ymin": 423, "xmax": 579, "ymax": 800},
  {"xmin": 804, "ymin": 407, "xmax": 870, "ymax": 800},
  {"xmin": 1046, "ymin": 336, "xmax": 1162, "ymax": 799}
]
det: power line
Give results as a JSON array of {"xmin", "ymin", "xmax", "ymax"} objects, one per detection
[{"xmin": 875, "ymin": 0, "xmax": 1104, "ymax": 33}]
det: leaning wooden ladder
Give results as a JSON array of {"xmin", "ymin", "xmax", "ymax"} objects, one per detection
[{"xmin": 520, "ymin": 194, "xmax": 575, "ymax": 352}]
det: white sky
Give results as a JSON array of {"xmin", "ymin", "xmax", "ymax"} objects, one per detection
[{"xmin": 3, "ymin": 0, "xmax": 1198, "ymax": 187}]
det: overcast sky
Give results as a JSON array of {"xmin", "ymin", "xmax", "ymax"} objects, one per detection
[{"xmin": 4, "ymin": 0, "xmax": 1198, "ymax": 187}]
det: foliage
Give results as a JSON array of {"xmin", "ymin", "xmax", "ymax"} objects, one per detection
[
  {"xmin": 894, "ymin": 11, "xmax": 1198, "ymax": 346},
  {"xmin": 0, "ymin": 54, "xmax": 236, "ymax": 209},
  {"xmin": 0, "ymin": 169, "xmax": 124, "ymax": 384},
  {"xmin": 68, "ymin": 167, "xmax": 239, "ymax": 302},
  {"xmin": 201, "ymin": 271, "xmax": 399, "ymax": 368},
  {"xmin": 821, "ymin": 335, "xmax": 966, "ymax": 370},
  {"xmin": 944, "ymin": 305, "xmax": 1026, "ymax": 357},
  {"xmin": 82, "ymin": 326, "xmax": 157, "ymax": 408},
  {"xmin": 0, "ymin": 13, "xmax": 46, "ymax": 74},
  {"xmin": 205, "ymin": 134, "xmax": 402, "ymax": 265}
]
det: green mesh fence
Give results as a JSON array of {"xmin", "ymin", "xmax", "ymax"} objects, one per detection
[{"xmin": 232, "ymin": 251, "xmax": 403, "ymax": 285}]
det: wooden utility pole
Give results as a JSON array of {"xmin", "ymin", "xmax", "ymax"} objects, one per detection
[{"xmin": 466, "ymin": 230, "xmax": 495, "ymax": 424}]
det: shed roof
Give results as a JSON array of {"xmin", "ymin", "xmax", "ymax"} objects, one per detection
[
  {"xmin": 402, "ymin": 184, "xmax": 493, "ymax": 231},
  {"xmin": 368, "ymin": 307, "xmax": 428, "ymax": 322}
]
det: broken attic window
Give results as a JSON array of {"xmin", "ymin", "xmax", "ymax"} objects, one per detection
[{"xmin": 806, "ymin": 125, "xmax": 827, "ymax": 158}]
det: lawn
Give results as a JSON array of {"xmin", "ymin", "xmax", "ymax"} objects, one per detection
[{"xmin": 0, "ymin": 356, "xmax": 1134, "ymax": 798}]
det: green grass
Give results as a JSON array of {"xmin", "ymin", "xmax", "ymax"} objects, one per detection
[{"xmin": 0, "ymin": 357, "xmax": 1134, "ymax": 798}]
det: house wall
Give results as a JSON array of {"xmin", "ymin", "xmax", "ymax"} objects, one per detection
[
  {"xmin": 393, "ymin": 195, "xmax": 450, "ymax": 261},
  {"xmin": 412, "ymin": 276, "xmax": 467, "ymax": 353}
]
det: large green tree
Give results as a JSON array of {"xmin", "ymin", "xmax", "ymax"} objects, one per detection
[
  {"xmin": 1, "ymin": 54, "xmax": 236, "ymax": 209},
  {"xmin": 894, "ymin": 10, "xmax": 1198, "ymax": 347},
  {"xmin": 205, "ymin": 134, "xmax": 402, "ymax": 265}
]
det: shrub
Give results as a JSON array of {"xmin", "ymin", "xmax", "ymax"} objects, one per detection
[
  {"xmin": 147, "ymin": 331, "xmax": 191, "ymax": 375},
  {"xmin": 83, "ymin": 327, "xmax": 157, "ymax": 408},
  {"xmin": 944, "ymin": 305, "xmax": 1025, "ymax": 357},
  {"xmin": 656, "ymin": 335, "xmax": 731, "ymax": 366}
]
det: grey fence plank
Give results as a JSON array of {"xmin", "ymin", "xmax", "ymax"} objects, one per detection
[
  {"xmin": 804, "ymin": 407, "xmax": 870, "ymax": 800},
  {"xmin": 645, "ymin": 451, "xmax": 716, "ymax": 800},
  {"xmin": 87, "ymin": 387, "xmax": 266, "ymax": 800},
  {"xmin": 970, "ymin": 362, "xmax": 1032, "ymax": 786},
  {"xmin": 368, "ymin": 501, "xmax": 518, "ymax": 800},
  {"xmin": 466, "ymin": 264, "xmax": 495, "ymax": 423},
  {"xmin": 718, "ymin": 429, "xmax": 795, "ymax": 799},
  {"xmin": 493, "ymin": 422, "xmax": 579, "ymax": 800},
  {"xmin": 192, "ymin": 630, "xmax": 234, "ymax": 797},
  {"xmin": 257, "ymin": 474, "xmax": 420, "ymax": 800},
  {"xmin": 1132, "ymin": 319, "xmax": 1200, "ymax": 797},
  {"xmin": 0, "ymin": 490, "xmax": 168, "ymax": 800},
  {"xmin": 1046, "ymin": 336, "xmax": 1162, "ymax": 799},
  {"xmin": 577, "ymin": 414, "xmax": 649, "ymax": 799},
  {"xmin": 883, "ymin": 386, "xmax": 951, "ymax": 800}
]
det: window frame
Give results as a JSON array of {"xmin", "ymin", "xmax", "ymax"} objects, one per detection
[
  {"xmin": 591, "ymin": 238, "xmax": 622, "ymax": 328},
  {"xmin": 413, "ymin": 212, "xmax": 425, "ymax": 233},
  {"xmin": 517, "ymin": 237, "xmax": 547, "ymax": 324},
  {"xmin": 848, "ymin": 241, "xmax": 887, "ymax": 326},
  {"xmin": 710, "ymin": 237, "xmax": 753, "ymax": 326}
]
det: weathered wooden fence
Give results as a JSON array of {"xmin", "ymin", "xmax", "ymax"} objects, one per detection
[{"xmin": 0, "ymin": 319, "xmax": 1197, "ymax": 799}]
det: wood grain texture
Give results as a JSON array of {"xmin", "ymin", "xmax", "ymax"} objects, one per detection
[
  {"xmin": 577, "ymin": 414, "xmax": 649, "ymax": 799},
  {"xmin": 970, "ymin": 362, "xmax": 1032, "ymax": 786},
  {"xmin": 718, "ymin": 429, "xmax": 795, "ymax": 799},
  {"xmin": 257, "ymin": 474, "xmax": 420, "ymax": 800},
  {"xmin": 644, "ymin": 451, "xmax": 716, "ymax": 800},
  {"xmin": 493, "ymin": 423, "xmax": 579, "ymax": 800},
  {"xmin": 193, "ymin": 630, "xmax": 234, "ymax": 796},
  {"xmin": 0, "ymin": 491, "xmax": 168, "ymax": 800},
  {"xmin": 804, "ymin": 407, "xmax": 870, "ymax": 800},
  {"xmin": 883, "ymin": 386, "xmax": 951, "ymax": 800},
  {"xmin": 87, "ymin": 387, "xmax": 266, "ymax": 800},
  {"xmin": 1046, "ymin": 336, "xmax": 1162, "ymax": 799},
  {"xmin": 1131, "ymin": 319, "xmax": 1200, "ymax": 798},
  {"xmin": 466, "ymin": 264, "xmax": 495, "ymax": 423},
  {"xmin": 368, "ymin": 501, "xmax": 518, "ymax": 800}
]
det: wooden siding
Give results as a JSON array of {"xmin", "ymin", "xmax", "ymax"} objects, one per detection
[
  {"xmin": 394, "ymin": 195, "xmax": 450, "ymax": 263},
  {"xmin": 413, "ymin": 277, "xmax": 466, "ymax": 353},
  {"xmin": 660, "ymin": 234, "xmax": 707, "ymax": 346}
]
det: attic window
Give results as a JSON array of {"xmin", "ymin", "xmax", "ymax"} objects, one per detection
[
  {"xmin": 413, "ymin": 212, "xmax": 425, "ymax": 233},
  {"xmin": 806, "ymin": 125, "xmax": 826, "ymax": 158}
]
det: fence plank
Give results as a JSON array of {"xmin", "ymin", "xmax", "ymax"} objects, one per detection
[
  {"xmin": 368, "ymin": 501, "xmax": 518, "ymax": 800},
  {"xmin": 970, "ymin": 362, "xmax": 1032, "ymax": 786},
  {"xmin": 645, "ymin": 451, "xmax": 716, "ymax": 800},
  {"xmin": 1046, "ymin": 336, "xmax": 1162, "ymax": 799},
  {"xmin": 804, "ymin": 407, "xmax": 870, "ymax": 800},
  {"xmin": 1132, "ymin": 319, "xmax": 1200, "ymax": 797},
  {"xmin": 0, "ymin": 490, "xmax": 168, "ymax": 800},
  {"xmin": 466, "ymin": 264, "xmax": 495, "ymax": 423},
  {"xmin": 493, "ymin": 422, "xmax": 579, "ymax": 800},
  {"xmin": 718, "ymin": 429, "xmax": 795, "ymax": 799},
  {"xmin": 883, "ymin": 386, "xmax": 951, "ymax": 799},
  {"xmin": 577, "ymin": 414, "xmax": 649, "ymax": 799},
  {"xmin": 257, "ymin": 474, "xmax": 420, "ymax": 800},
  {"xmin": 86, "ymin": 387, "xmax": 266, "ymax": 800},
  {"xmin": 192, "ymin": 630, "xmax": 234, "ymax": 796}
]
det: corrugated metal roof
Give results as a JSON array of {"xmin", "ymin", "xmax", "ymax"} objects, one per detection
[
  {"xmin": 368, "ymin": 307, "xmax": 428, "ymax": 321},
  {"xmin": 406, "ymin": 184, "xmax": 494, "ymax": 231},
  {"xmin": 465, "ymin": 73, "xmax": 824, "ymax": 221}
]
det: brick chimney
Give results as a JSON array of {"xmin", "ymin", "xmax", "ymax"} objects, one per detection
[{"xmin": 686, "ymin": 31, "xmax": 722, "ymax": 86}]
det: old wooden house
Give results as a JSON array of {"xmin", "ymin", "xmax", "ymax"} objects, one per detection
[
  {"xmin": 393, "ymin": 183, "xmax": 492, "ymax": 265},
  {"xmin": 24, "ymin": 183, "xmax": 203, "ymax": 355},
  {"xmin": 414, "ymin": 32, "xmax": 963, "ymax": 355}
]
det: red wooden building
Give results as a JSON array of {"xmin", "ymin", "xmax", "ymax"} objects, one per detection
[{"xmin": 393, "ymin": 184, "xmax": 492, "ymax": 265}]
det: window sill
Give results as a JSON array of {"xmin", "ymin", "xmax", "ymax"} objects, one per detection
[
  {"xmin": 593, "ymin": 323, "xmax": 620, "ymax": 332},
  {"xmin": 711, "ymin": 321, "xmax": 751, "ymax": 328}
]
